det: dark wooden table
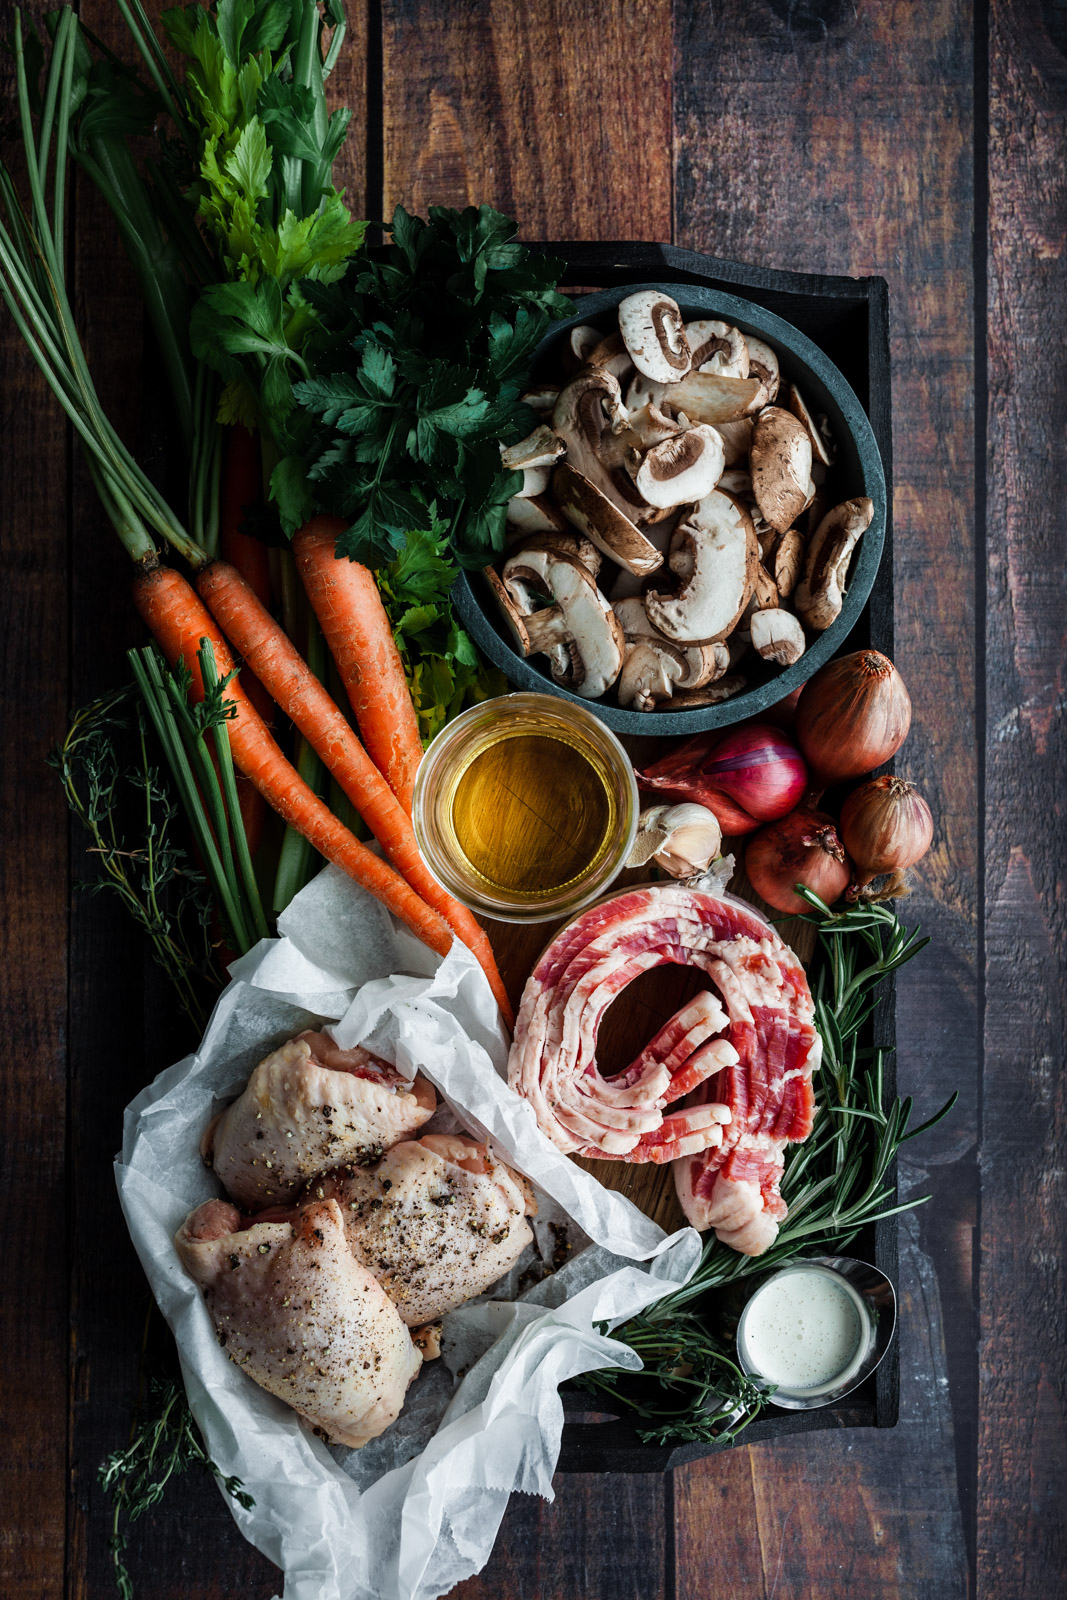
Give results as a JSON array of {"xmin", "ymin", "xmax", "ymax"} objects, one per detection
[{"xmin": 2, "ymin": 1, "xmax": 1064, "ymax": 1595}]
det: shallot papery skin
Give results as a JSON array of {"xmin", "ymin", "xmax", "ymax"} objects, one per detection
[
  {"xmin": 840, "ymin": 774, "xmax": 934, "ymax": 892},
  {"xmin": 507, "ymin": 883, "xmax": 821, "ymax": 1255},
  {"xmin": 745, "ymin": 810, "xmax": 852, "ymax": 915},
  {"xmin": 637, "ymin": 722, "xmax": 807, "ymax": 836},
  {"xmin": 795, "ymin": 650, "xmax": 912, "ymax": 785}
]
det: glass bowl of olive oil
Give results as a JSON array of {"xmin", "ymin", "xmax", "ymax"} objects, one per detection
[{"xmin": 412, "ymin": 693, "xmax": 639, "ymax": 922}]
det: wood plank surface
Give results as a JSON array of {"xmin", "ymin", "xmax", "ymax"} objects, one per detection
[
  {"xmin": 982, "ymin": 0, "xmax": 1067, "ymax": 1590},
  {"xmin": 670, "ymin": 0, "xmax": 980, "ymax": 1591},
  {"xmin": 0, "ymin": 0, "xmax": 1064, "ymax": 1595},
  {"xmin": 0, "ymin": 29, "xmax": 70, "ymax": 1594}
]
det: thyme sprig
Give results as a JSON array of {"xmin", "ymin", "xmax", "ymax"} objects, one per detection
[
  {"xmin": 581, "ymin": 890, "xmax": 957, "ymax": 1442},
  {"xmin": 49, "ymin": 690, "xmax": 220, "ymax": 1029},
  {"xmin": 100, "ymin": 1373, "xmax": 254, "ymax": 1600}
]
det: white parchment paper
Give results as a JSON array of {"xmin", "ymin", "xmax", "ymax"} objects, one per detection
[{"xmin": 116, "ymin": 865, "xmax": 701, "ymax": 1600}]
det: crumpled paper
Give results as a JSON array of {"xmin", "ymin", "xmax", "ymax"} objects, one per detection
[{"xmin": 116, "ymin": 865, "xmax": 702, "ymax": 1600}]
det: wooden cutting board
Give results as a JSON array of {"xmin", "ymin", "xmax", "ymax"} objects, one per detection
[{"xmin": 477, "ymin": 738, "xmax": 818, "ymax": 1234}]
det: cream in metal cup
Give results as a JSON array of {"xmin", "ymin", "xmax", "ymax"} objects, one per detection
[
  {"xmin": 411, "ymin": 692, "xmax": 638, "ymax": 924},
  {"xmin": 735, "ymin": 1255, "xmax": 897, "ymax": 1411}
]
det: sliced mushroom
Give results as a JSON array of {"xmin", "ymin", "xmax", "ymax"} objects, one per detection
[
  {"xmin": 750, "ymin": 608, "xmax": 806, "ymax": 666},
  {"xmin": 500, "ymin": 425, "xmax": 565, "ymax": 472},
  {"xmin": 787, "ymin": 383, "xmax": 835, "ymax": 468},
  {"xmin": 618, "ymin": 290, "xmax": 691, "ymax": 384},
  {"xmin": 685, "ymin": 320, "xmax": 750, "ymax": 378},
  {"xmin": 753, "ymin": 563, "xmax": 779, "ymax": 610},
  {"xmin": 749, "ymin": 406, "xmax": 814, "ymax": 534},
  {"xmin": 552, "ymin": 462, "xmax": 664, "ymax": 577},
  {"xmin": 718, "ymin": 468, "xmax": 752, "ymax": 497},
  {"xmin": 586, "ymin": 331, "xmax": 635, "ymax": 383},
  {"xmin": 497, "ymin": 545, "xmax": 624, "ymax": 698},
  {"xmin": 644, "ymin": 489, "xmax": 758, "ymax": 644},
  {"xmin": 794, "ymin": 497, "xmax": 874, "ymax": 631},
  {"xmin": 630, "ymin": 425, "xmax": 726, "ymax": 509},
  {"xmin": 668, "ymin": 370, "xmax": 765, "ymax": 422},
  {"xmin": 661, "ymin": 674, "xmax": 746, "ymax": 709},
  {"xmin": 612, "ymin": 597, "xmax": 727, "ymax": 710},
  {"xmin": 627, "ymin": 403, "xmax": 683, "ymax": 449},
  {"xmin": 520, "ymin": 385, "xmax": 560, "ymax": 414},
  {"xmin": 561, "ymin": 325, "xmax": 602, "ymax": 374},
  {"xmin": 506, "ymin": 493, "xmax": 569, "ymax": 538},
  {"xmin": 773, "ymin": 526, "xmax": 806, "ymax": 599},
  {"xmin": 552, "ymin": 368, "xmax": 649, "ymax": 523},
  {"xmin": 744, "ymin": 336, "xmax": 780, "ymax": 404},
  {"xmin": 711, "ymin": 416, "xmax": 754, "ymax": 467},
  {"xmin": 509, "ymin": 527, "xmax": 602, "ymax": 577},
  {"xmin": 510, "ymin": 465, "xmax": 551, "ymax": 498}
]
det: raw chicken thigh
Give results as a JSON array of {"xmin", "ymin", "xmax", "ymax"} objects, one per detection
[
  {"xmin": 312, "ymin": 1134, "xmax": 537, "ymax": 1325},
  {"xmin": 176, "ymin": 1197, "xmax": 422, "ymax": 1449},
  {"xmin": 205, "ymin": 1030, "xmax": 436, "ymax": 1208}
]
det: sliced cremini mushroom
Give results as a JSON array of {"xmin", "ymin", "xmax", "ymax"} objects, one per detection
[
  {"xmin": 750, "ymin": 608, "xmax": 806, "ymax": 666},
  {"xmin": 749, "ymin": 406, "xmax": 815, "ymax": 534},
  {"xmin": 509, "ymin": 527, "xmax": 602, "ymax": 576},
  {"xmin": 627, "ymin": 402, "xmax": 683, "ymax": 449},
  {"xmin": 795, "ymin": 497, "xmax": 874, "ymax": 631},
  {"xmin": 662, "ymin": 674, "xmax": 747, "ymax": 709},
  {"xmin": 644, "ymin": 488, "xmax": 758, "ymax": 644},
  {"xmin": 626, "ymin": 369, "xmax": 763, "ymax": 423},
  {"xmin": 552, "ymin": 461, "xmax": 664, "ymax": 577},
  {"xmin": 520, "ymin": 385, "xmax": 560, "ymax": 414},
  {"xmin": 744, "ymin": 336, "xmax": 780, "ymax": 404},
  {"xmin": 752, "ymin": 563, "xmax": 779, "ymax": 610},
  {"xmin": 711, "ymin": 416, "xmax": 754, "ymax": 466},
  {"xmin": 586, "ymin": 331, "xmax": 635, "ymax": 383},
  {"xmin": 511, "ymin": 465, "xmax": 551, "ymax": 498},
  {"xmin": 497, "ymin": 544, "xmax": 624, "ymax": 698},
  {"xmin": 612, "ymin": 597, "xmax": 726, "ymax": 710},
  {"xmin": 630, "ymin": 424, "xmax": 726, "ymax": 509},
  {"xmin": 685, "ymin": 320, "xmax": 750, "ymax": 378},
  {"xmin": 500, "ymin": 424, "xmax": 565, "ymax": 471},
  {"xmin": 561, "ymin": 325, "xmax": 601, "ymax": 374},
  {"xmin": 506, "ymin": 492, "xmax": 569, "ymax": 538},
  {"xmin": 787, "ymin": 383, "xmax": 835, "ymax": 468},
  {"xmin": 552, "ymin": 368, "xmax": 649, "ymax": 523},
  {"xmin": 618, "ymin": 291, "xmax": 691, "ymax": 384},
  {"xmin": 717, "ymin": 467, "xmax": 752, "ymax": 498},
  {"xmin": 773, "ymin": 525, "xmax": 806, "ymax": 599}
]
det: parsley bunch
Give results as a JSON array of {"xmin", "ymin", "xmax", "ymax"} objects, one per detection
[
  {"xmin": 376, "ymin": 523, "xmax": 508, "ymax": 744},
  {"xmin": 293, "ymin": 204, "xmax": 573, "ymax": 562}
]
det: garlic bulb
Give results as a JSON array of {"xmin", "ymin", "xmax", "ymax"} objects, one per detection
[{"xmin": 626, "ymin": 803, "xmax": 723, "ymax": 878}]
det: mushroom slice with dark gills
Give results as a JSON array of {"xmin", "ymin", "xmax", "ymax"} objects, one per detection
[
  {"xmin": 204, "ymin": 1031, "xmax": 436, "ymax": 1210},
  {"xmin": 551, "ymin": 367, "xmax": 650, "ymax": 526},
  {"xmin": 684, "ymin": 319, "xmax": 750, "ymax": 378},
  {"xmin": 613, "ymin": 596, "xmax": 727, "ymax": 711},
  {"xmin": 309, "ymin": 1134, "xmax": 537, "ymax": 1326},
  {"xmin": 617, "ymin": 290, "xmax": 691, "ymax": 383},
  {"xmin": 744, "ymin": 335, "xmax": 781, "ymax": 404},
  {"xmin": 795, "ymin": 497, "xmax": 874, "ymax": 630},
  {"xmin": 176, "ymin": 1198, "xmax": 422, "ymax": 1449},
  {"xmin": 631, "ymin": 424, "xmax": 726, "ymax": 510},
  {"xmin": 552, "ymin": 461, "xmax": 664, "ymax": 577},
  {"xmin": 644, "ymin": 489, "xmax": 759, "ymax": 644},
  {"xmin": 495, "ymin": 541, "xmax": 625, "ymax": 698}
]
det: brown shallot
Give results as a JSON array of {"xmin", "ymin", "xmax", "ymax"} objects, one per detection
[
  {"xmin": 745, "ymin": 809, "xmax": 852, "ymax": 915},
  {"xmin": 795, "ymin": 650, "xmax": 912, "ymax": 787},
  {"xmin": 840, "ymin": 775, "xmax": 933, "ymax": 898}
]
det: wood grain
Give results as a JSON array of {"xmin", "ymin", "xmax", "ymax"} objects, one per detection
[
  {"xmin": 671, "ymin": 0, "xmax": 978, "ymax": 1592},
  {"xmin": 982, "ymin": 0, "xmax": 1067, "ymax": 1590},
  {"xmin": 379, "ymin": 0, "xmax": 673, "ymax": 239},
  {"xmin": 0, "ymin": 90, "xmax": 70, "ymax": 1600}
]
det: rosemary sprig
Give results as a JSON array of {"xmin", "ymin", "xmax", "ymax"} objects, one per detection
[
  {"xmin": 581, "ymin": 890, "xmax": 957, "ymax": 1440},
  {"xmin": 48, "ymin": 690, "xmax": 220, "ymax": 1029},
  {"xmin": 100, "ymin": 1372, "xmax": 254, "ymax": 1599}
]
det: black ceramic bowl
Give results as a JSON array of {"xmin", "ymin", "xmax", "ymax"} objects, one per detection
[{"xmin": 453, "ymin": 282, "xmax": 887, "ymax": 737}]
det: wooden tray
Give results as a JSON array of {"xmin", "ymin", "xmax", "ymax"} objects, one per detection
[{"xmin": 488, "ymin": 240, "xmax": 897, "ymax": 1472}]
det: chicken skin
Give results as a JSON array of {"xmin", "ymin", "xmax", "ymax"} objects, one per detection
[
  {"xmin": 176, "ymin": 1197, "xmax": 422, "ymax": 1449},
  {"xmin": 310, "ymin": 1134, "xmax": 537, "ymax": 1326},
  {"xmin": 205, "ymin": 1031, "xmax": 436, "ymax": 1209}
]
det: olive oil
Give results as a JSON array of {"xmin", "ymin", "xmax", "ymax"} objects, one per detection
[{"xmin": 450, "ymin": 731, "xmax": 615, "ymax": 897}]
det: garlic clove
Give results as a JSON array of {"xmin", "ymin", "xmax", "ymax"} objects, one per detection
[{"xmin": 628, "ymin": 802, "xmax": 723, "ymax": 878}]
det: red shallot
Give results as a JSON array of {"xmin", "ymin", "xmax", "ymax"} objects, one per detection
[
  {"xmin": 840, "ymin": 775, "xmax": 933, "ymax": 898},
  {"xmin": 795, "ymin": 650, "xmax": 912, "ymax": 786},
  {"xmin": 745, "ymin": 809, "xmax": 852, "ymax": 914},
  {"xmin": 637, "ymin": 722, "xmax": 807, "ymax": 836}
]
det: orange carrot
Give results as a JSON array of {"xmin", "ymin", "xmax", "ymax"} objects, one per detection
[
  {"xmin": 196, "ymin": 559, "xmax": 515, "ymax": 1026},
  {"xmin": 293, "ymin": 518, "xmax": 424, "ymax": 813},
  {"xmin": 131, "ymin": 565, "xmax": 454, "ymax": 960}
]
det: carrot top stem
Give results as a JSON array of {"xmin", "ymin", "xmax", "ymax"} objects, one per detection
[{"xmin": 199, "ymin": 641, "xmax": 269, "ymax": 942}]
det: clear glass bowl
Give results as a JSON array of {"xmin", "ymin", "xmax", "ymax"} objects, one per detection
[{"xmin": 411, "ymin": 692, "xmax": 638, "ymax": 923}]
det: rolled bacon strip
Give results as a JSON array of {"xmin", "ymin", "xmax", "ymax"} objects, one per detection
[{"xmin": 507, "ymin": 884, "xmax": 820, "ymax": 1255}]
